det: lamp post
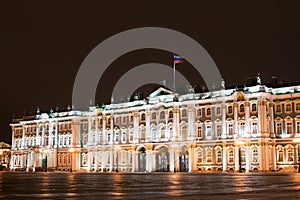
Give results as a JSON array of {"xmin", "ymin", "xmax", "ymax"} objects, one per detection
[
  {"xmin": 293, "ymin": 138, "xmax": 300, "ymax": 173},
  {"xmin": 68, "ymin": 148, "xmax": 75, "ymax": 172}
]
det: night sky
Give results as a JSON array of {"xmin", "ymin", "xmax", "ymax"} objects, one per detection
[{"xmin": 1, "ymin": 1, "xmax": 300, "ymax": 143}]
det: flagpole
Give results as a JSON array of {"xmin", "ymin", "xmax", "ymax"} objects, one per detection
[{"xmin": 173, "ymin": 60, "xmax": 176, "ymax": 92}]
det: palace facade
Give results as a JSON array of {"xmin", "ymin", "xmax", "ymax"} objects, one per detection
[{"xmin": 10, "ymin": 82, "xmax": 300, "ymax": 172}]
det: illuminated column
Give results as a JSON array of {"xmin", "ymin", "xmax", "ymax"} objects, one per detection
[
  {"xmin": 36, "ymin": 125, "xmax": 40, "ymax": 146},
  {"xmin": 102, "ymin": 116, "xmax": 106, "ymax": 145},
  {"xmin": 109, "ymin": 149, "xmax": 113, "ymax": 172},
  {"xmin": 258, "ymin": 141, "xmax": 264, "ymax": 171},
  {"xmin": 72, "ymin": 119, "xmax": 81, "ymax": 148},
  {"xmin": 133, "ymin": 113, "xmax": 139, "ymax": 143},
  {"xmin": 245, "ymin": 142, "xmax": 250, "ymax": 172},
  {"xmin": 221, "ymin": 104, "xmax": 227, "ymax": 139},
  {"xmin": 188, "ymin": 144, "xmax": 195, "ymax": 172},
  {"xmin": 188, "ymin": 108, "xmax": 195, "ymax": 139},
  {"xmin": 169, "ymin": 145, "xmax": 175, "ymax": 172},
  {"xmin": 271, "ymin": 142, "xmax": 277, "ymax": 171},
  {"xmin": 145, "ymin": 112, "xmax": 151, "ymax": 142},
  {"xmin": 110, "ymin": 116, "xmax": 114, "ymax": 144},
  {"xmin": 146, "ymin": 144, "xmax": 153, "ymax": 172},
  {"xmin": 152, "ymin": 150, "xmax": 157, "ymax": 172},
  {"xmin": 49, "ymin": 124, "xmax": 53, "ymax": 146},
  {"xmin": 245, "ymin": 102, "xmax": 250, "ymax": 137},
  {"xmin": 22, "ymin": 126, "xmax": 26, "ymax": 149},
  {"xmin": 54, "ymin": 123, "xmax": 58, "ymax": 148},
  {"xmin": 95, "ymin": 117, "xmax": 99, "ymax": 145},
  {"xmin": 131, "ymin": 149, "xmax": 136, "ymax": 172},
  {"xmin": 94, "ymin": 151, "xmax": 98, "ymax": 172},
  {"xmin": 269, "ymin": 103, "xmax": 275, "ymax": 138},
  {"xmin": 261, "ymin": 101, "xmax": 268, "ymax": 137},
  {"xmin": 222, "ymin": 143, "xmax": 227, "ymax": 172},
  {"xmin": 175, "ymin": 149, "xmax": 180, "ymax": 171},
  {"xmin": 172, "ymin": 109, "xmax": 178, "ymax": 141},
  {"xmin": 88, "ymin": 119, "xmax": 92, "ymax": 144},
  {"xmin": 234, "ymin": 145, "xmax": 239, "ymax": 172},
  {"xmin": 10, "ymin": 153, "xmax": 14, "ymax": 170},
  {"xmin": 87, "ymin": 151, "xmax": 91, "ymax": 171},
  {"xmin": 233, "ymin": 103, "xmax": 238, "ymax": 138}
]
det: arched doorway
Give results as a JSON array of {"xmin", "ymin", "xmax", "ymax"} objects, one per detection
[
  {"xmin": 179, "ymin": 146, "xmax": 189, "ymax": 172},
  {"xmin": 156, "ymin": 146, "xmax": 169, "ymax": 172},
  {"xmin": 138, "ymin": 147, "xmax": 146, "ymax": 172}
]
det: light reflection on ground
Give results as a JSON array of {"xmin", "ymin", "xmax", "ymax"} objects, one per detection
[{"xmin": 0, "ymin": 172, "xmax": 300, "ymax": 199}]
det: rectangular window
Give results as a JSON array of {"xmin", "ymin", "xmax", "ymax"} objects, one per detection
[
  {"xmin": 252, "ymin": 122, "xmax": 258, "ymax": 134},
  {"xmin": 286, "ymin": 104, "xmax": 292, "ymax": 112},
  {"xmin": 216, "ymin": 151, "xmax": 222, "ymax": 163},
  {"xmin": 286, "ymin": 122, "xmax": 293, "ymax": 134},
  {"xmin": 275, "ymin": 104, "xmax": 281, "ymax": 113},
  {"xmin": 216, "ymin": 107, "xmax": 221, "ymax": 115},
  {"xmin": 239, "ymin": 122, "xmax": 245, "ymax": 135},
  {"xmin": 228, "ymin": 123, "xmax": 233, "ymax": 136},
  {"xmin": 206, "ymin": 150, "xmax": 212, "ymax": 163},
  {"xmin": 296, "ymin": 103, "xmax": 300, "ymax": 112},
  {"xmin": 228, "ymin": 150, "xmax": 234, "ymax": 163},
  {"xmin": 197, "ymin": 126, "xmax": 202, "ymax": 138},
  {"xmin": 198, "ymin": 151, "xmax": 203, "ymax": 163},
  {"xmin": 296, "ymin": 121, "xmax": 300, "ymax": 134},
  {"xmin": 206, "ymin": 125, "xmax": 212, "ymax": 137},
  {"xmin": 216, "ymin": 124, "xmax": 222, "ymax": 137},
  {"xmin": 227, "ymin": 106, "xmax": 233, "ymax": 114},
  {"xmin": 276, "ymin": 122, "xmax": 282, "ymax": 134}
]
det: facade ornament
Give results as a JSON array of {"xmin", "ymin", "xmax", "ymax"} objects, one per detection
[
  {"xmin": 257, "ymin": 73, "xmax": 261, "ymax": 85},
  {"xmin": 221, "ymin": 79, "xmax": 225, "ymax": 89}
]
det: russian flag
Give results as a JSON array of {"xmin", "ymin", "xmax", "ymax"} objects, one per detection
[{"xmin": 174, "ymin": 55, "xmax": 185, "ymax": 64}]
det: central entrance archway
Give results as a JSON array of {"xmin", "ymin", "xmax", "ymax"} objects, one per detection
[
  {"xmin": 179, "ymin": 146, "xmax": 189, "ymax": 172},
  {"xmin": 156, "ymin": 146, "xmax": 169, "ymax": 172},
  {"xmin": 138, "ymin": 147, "xmax": 146, "ymax": 172}
]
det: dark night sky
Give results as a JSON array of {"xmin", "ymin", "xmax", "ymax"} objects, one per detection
[{"xmin": 0, "ymin": 1, "xmax": 300, "ymax": 143}]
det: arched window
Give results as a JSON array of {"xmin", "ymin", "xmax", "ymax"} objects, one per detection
[
  {"xmin": 276, "ymin": 104, "xmax": 281, "ymax": 113},
  {"xmin": 239, "ymin": 104, "xmax": 245, "ymax": 113},
  {"xmin": 228, "ymin": 149, "xmax": 234, "ymax": 164},
  {"xmin": 197, "ymin": 125, "xmax": 202, "ymax": 138},
  {"xmin": 206, "ymin": 108, "xmax": 211, "ymax": 116},
  {"xmin": 216, "ymin": 149, "xmax": 222, "ymax": 163},
  {"xmin": 228, "ymin": 106, "xmax": 233, "ymax": 114},
  {"xmin": 286, "ymin": 121, "xmax": 293, "ymax": 134},
  {"xmin": 151, "ymin": 126, "xmax": 157, "ymax": 140},
  {"xmin": 169, "ymin": 110, "xmax": 173, "ymax": 119},
  {"xmin": 287, "ymin": 147, "xmax": 294, "ymax": 162},
  {"xmin": 181, "ymin": 125, "xmax": 188, "ymax": 140},
  {"xmin": 140, "ymin": 127, "xmax": 146, "ymax": 141},
  {"xmin": 252, "ymin": 148, "xmax": 258, "ymax": 164},
  {"xmin": 181, "ymin": 109, "xmax": 187, "ymax": 118},
  {"xmin": 206, "ymin": 148, "xmax": 212, "ymax": 163},
  {"xmin": 296, "ymin": 103, "xmax": 300, "ymax": 112},
  {"xmin": 197, "ymin": 108, "xmax": 202, "ymax": 117},
  {"xmin": 197, "ymin": 148, "xmax": 203, "ymax": 163},
  {"xmin": 151, "ymin": 112, "xmax": 156, "ymax": 120},
  {"xmin": 251, "ymin": 103, "xmax": 257, "ymax": 112},
  {"xmin": 140, "ymin": 113, "xmax": 146, "ymax": 122},
  {"xmin": 159, "ymin": 111, "xmax": 165, "ymax": 120},
  {"xmin": 277, "ymin": 146, "xmax": 284, "ymax": 162},
  {"xmin": 239, "ymin": 122, "xmax": 245, "ymax": 135},
  {"xmin": 160, "ymin": 126, "xmax": 166, "ymax": 139},
  {"xmin": 216, "ymin": 106, "xmax": 221, "ymax": 115},
  {"xmin": 286, "ymin": 104, "xmax": 292, "ymax": 112}
]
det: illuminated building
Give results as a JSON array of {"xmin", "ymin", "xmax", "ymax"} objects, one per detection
[{"xmin": 10, "ymin": 78, "xmax": 300, "ymax": 172}]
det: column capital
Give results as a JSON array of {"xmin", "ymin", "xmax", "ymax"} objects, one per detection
[
  {"xmin": 245, "ymin": 102, "xmax": 250, "ymax": 106},
  {"xmin": 233, "ymin": 102, "xmax": 238, "ymax": 107}
]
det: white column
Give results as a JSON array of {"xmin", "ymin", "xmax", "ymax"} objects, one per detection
[
  {"xmin": 152, "ymin": 151, "xmax": 157, "ymax": 172},
  {"xmin": 49, "ymin": 124, "xmax": 53, "ymax": 146},
  {"xmin": 269, "ymin": 103, "xmax": 275, "ymax": 138},
  {"xmin": 133, "ymin": 113, "xmax": 139, "ymax": 143},
  {"xmin": 131, "ymin": 150, "xmax": 136, "ymax": 172},
  {"xmin": 271, "ymin": 142, "xmax": 277, "ymax": 171},
  {"xmin": 146, "ymin": 146, "xmax": 152, "ymax": 172},
  {"xmin": 234, "ymin": 146, "xmax": 239, "ymax": 172},
  {"xmin": 102, "ymin": 116, "xmax": 106, "ymax": 144},
  {"xmin": 145, "ymin": 112, "xmax": 151, "ymax": 142},
  {"xmin": 54, "ymin": 123, "xmax": 58, "ymax": 148},
  {"xmin": 36, "ymin": 125, "xmax": 40, "ymax": 146},
  {"xmin": 94, "ymin": 152, "xmax": 98, "ymax": 172},
  {"xmin": 188, "ymin": 145, "xmax": 193, "ymax": 172},
  {"xmin": 221, "ymin": 104, "xmax": 227, "ymax": 139},
  {"xmin": 109, "ymin": 149, "xmax": 113, "ymax": 172},
  {"xmin": 245, "ymin": 102, "xmax": 250, "ymax": 137},
  {"xmin": 222, "ymin": 144, "xmax": 227, "ymax": 172},
  {"xmin": 245, "ymin": 143, "xmax": 250, "ymax": 172},
  {"xmin": 110, "ymin": 116, "xmax": 114, "ymax": 144},
  {"xmin": 233, "ymin": 103, "xmax": 238, "ymax": 138},
  {"xmin": 88, "ymin": 119, "xmax": 92, "ymax": 144},
  {"xmin": 87, "ymin": 151, "xmax": 91, "ymax": 171},
  {"xmin": 169, "ymin": 148, "xmax": 175, "ymax": 172},
  {"xmin": 22, "ymin": 127, "xmax": 26, "ymax": 149}
]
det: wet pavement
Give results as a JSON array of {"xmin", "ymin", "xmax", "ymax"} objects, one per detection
[{"xmin": 0, "ymin": 172, "xmax": 300, "ymax": 199}]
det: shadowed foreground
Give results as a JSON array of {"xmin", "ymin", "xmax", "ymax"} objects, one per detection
[{"xmin": 0, "ymin": 172, "xmax": 300, "ymax": 199}]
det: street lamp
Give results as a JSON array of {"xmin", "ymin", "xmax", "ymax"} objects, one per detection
[
  {"xmin": 235, "ymin": 140, "xmax": 245, "ymax": 173},
  {"xmin": 68, "ymin": 148, "xmax": 75, "ymax": 172},
  {"xmin": 293, "ymin": 138, "xmax": 300, "ymax": 173}
]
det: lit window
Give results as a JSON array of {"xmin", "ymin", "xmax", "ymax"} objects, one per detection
[
  {"xmin": 296, "ymin": 121, "xmax": 300, "ymax": 133},
  {"xmin": 277, "ymin": 147, "xmax": 283, "ymax": 162},
  {"xmin": 287, "ymin": 148, "xmax": 294, "ymax": 162},
  {"xmin": 276, "ymin": 122, "xmax": 282, "ymax": 135},
  {"xmin": 228, "ymin": 106, "xmax": 233, "ymax": 114},
  {"xmin": 239, "ymin": 122, "xmax": 245, "ymax": 135},
  {"xmin": 206, "ymin": 148, "xmax": 212, "ymax": 163},
  {"xmin": 169, "ymin": 110, "xmax": 173, "ymax": 119},
  {"xmin": 252, "ymin": 148, "xmax": 258, "ymax": 163},
  {"xmin": 122, "ymin": 131, "xmax": 126, "ymax": 142},
  {"xmin": 122, "ymin": 116, "xmax": 126, "ymax": 124},
  {"xmin": 181, "ymin": 125, "xmax": 187, "ymax": 140},
  {"xmin": 160, "ymin": 126, "xmax": 166, "ymax": 139},
  {"xmin": 241, "ymin": 148, "xmax": 246, "ymax": 163},
  {"xmin": 216, "ymin": 150, "xmax": 222, "ymax": 163},
  {"xmin": 275, "ymin": 104, "xmax": 281, "ymax": 113},
  {"xmin": 206, "ymin": 108, "xmax": 211, "ymax": 116},
  {"xmin": 151, "ymin": 112, "xmax": 156, "ymax": 120},
  {"xmin": 216, "ymin": 107, "xmax": 221, "ymax": 115},
  {"xmin": 151, "ymin": 127, "xmax": 157, "ymax": 140},
  {"xmin": 181, "ymin": 109, "xmax": 187, "ymax": 118},
  {"xmin": 198, "ymin": 149, "xmax": 203, "ymax": 163},
  {"xmin": 239, "ymin": 104, "xmax": 245, "ymax": 113},
  {"xmin": 251, "ymin": 104, "xmax": 257, "ymax": 112},
  {"xmin": 141, "ymin": 113, "xmax": 146, "ymax": 122},
  {"xmin": 197, "ymin": 125, "xmax": 202, "ymax": 138},
  {"xmin": 251, "ymin": 121, "xmax": 258, "ymax": 134},
  {"xmin": 140, "ymin": 128, "xmax": 145, "ymax": 140},
  {"xmin": 197, "ymin": 108, "xmax": 202, "ymax": 117},
  {"xmin": 286, "ymin": 122, "xmax": 293, "ymax": 134},
  {"xmin": 228, "ymin": 149, "xmax": 234, "ymax": 163},
  {"xmin": 206, "ymin": 124, "xmax": 212, "ymax": 137},
  {"xmin": 286, "ymin": 104, "xmax": 292, "ymax": 112},
  {"xmin": 159, "ymin": 111, "xmax": 165, "ymax": 120},
  {"xmin": 296, "ymin": 103, "xmax": 300, "ymax": 112},
  {"xmin": 216, "ymin": 124, "xmax": 222, "ymax": 137},
  {"xmin": 227, "ymin": 123, "xmax": 233, "ymax": 136}
]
